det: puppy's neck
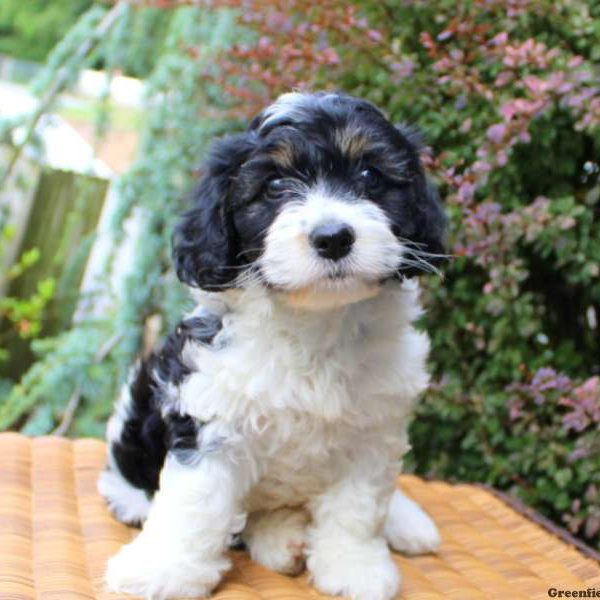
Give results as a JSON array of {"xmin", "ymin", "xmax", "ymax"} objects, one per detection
[{"xmin": 192, "ymin": 279, "xmax": 422, "ymax": 353}]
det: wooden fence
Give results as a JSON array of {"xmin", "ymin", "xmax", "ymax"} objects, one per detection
[{"xmin": 1, "ymin": 164, "xmax": 108, "ymax": 381}]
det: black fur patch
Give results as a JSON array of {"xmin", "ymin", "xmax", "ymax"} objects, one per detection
[
  {"xmin": 111, "ymin": 361, "xmax": 167, "ymax": 492},
  {"xmin": 109, "ymin": 313, "xmax": 222, "ymax": 496},
  {"xmin": 166, "ymin": 412, "xmax": 202, "ymax": 465}
]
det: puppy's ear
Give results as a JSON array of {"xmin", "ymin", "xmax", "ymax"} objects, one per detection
[
  {"xmin": 412, "ymin": 177, "xmax": 447, "ymax": 267},
  {"xmin": 396, "ymin": 122, "xmax": 425, "ymax": 150},
  {"xmin": 172, "ymin": 133, "xmax": 256, "ymax": 290},
  {"xmin": 395, "ymin": 124, "xmax": 448, "ymax": 277}
]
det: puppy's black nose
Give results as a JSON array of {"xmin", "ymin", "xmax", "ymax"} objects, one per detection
[{"xmin": 309, "ymin": 221, "xmax": 355, "ymax": 261}]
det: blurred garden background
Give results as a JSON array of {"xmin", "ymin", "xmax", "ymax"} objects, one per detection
[{"xmin": 0, "ymin": 0, "xmax": 598, "ymax": 550}]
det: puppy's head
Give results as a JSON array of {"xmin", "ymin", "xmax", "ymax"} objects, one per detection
[{"xmin": 173, "ymin": 92, "xmax": 446, "ymax": 310}]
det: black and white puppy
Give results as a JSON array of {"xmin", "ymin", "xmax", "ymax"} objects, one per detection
[{"xmin": 99, "ymin": 91, "xmax": 446, "ymax": 600}]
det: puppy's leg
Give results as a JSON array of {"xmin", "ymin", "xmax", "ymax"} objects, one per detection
[
  {"xmin": 243, "ymin": 507, "xmax": 309, "ymax": 575},
  {"xmin": 307, "ymin": 463, "xmax": 400, "ymax": 600},
  {"xmin": 384, "ymin": 488, "xmax": 440, "ymax": 555},
  {"xmin": 106, "ymin": 445, "xmax": 254, "ymax": 600}
]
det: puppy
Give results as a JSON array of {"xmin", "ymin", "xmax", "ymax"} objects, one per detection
[{"xmin": 99, "ymin": 91, "xmax": 446, "ymax": 600}]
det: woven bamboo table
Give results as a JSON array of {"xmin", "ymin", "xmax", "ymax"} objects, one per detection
[{"xmin": 0, "ymin": 433, "xmax": 598, "ymax": 600}]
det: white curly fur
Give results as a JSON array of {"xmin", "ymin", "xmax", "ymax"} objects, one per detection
[{"xmin": 105, "ymin": 280, "xmax": 439, "ymax": 600}]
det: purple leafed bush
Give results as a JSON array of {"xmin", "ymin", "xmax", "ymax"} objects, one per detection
[{"xmin": 507, "ymin": 370, "xmax": 600, "ymax": 542}]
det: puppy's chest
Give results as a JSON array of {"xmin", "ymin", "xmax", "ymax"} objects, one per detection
[
  {"xmin": 234, "ymin": 324, "xmax": 397, "ymax": 420},
  {"xmin": 246, "ymin": 413, "xmax": 396, "ymax": 511},
  {"xmin": 183, "ymin": 317, "xmax": 403, "ymax": 423}
]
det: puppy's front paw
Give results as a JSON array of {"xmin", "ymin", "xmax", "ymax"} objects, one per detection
[
  {"xmin": 106, "ymin": 537, "xmax": 229, "ymax": 599},
  {"xmin": 243, "ymin": 508, "xmax": 309, "ymax": 575},
  {"xmin": 308, "ymin": 537, "xmax": 400, "ymax": 600},
  {"xmin": 384, "ymin": 489, "xmax": 440, "ymax": 555}
]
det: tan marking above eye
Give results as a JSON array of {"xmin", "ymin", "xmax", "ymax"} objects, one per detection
[
  {"xmin": 334, "ymin": 128, "xmax": 369, "ymax": 159},
  {"xmin": 270, "ymin": 144, "xmax": 295, "ymax": 168}
]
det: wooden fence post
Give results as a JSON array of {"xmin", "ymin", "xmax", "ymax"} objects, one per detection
[{"xmin": 1, "ymin": 168, "xmax": 108, "ymax": 380}]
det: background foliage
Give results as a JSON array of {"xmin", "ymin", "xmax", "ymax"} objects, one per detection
[
  {"xmin": 0, "ymin": 0, "xmax": 598, "ymax": 548},
  {"xmin": 0, "ymin": 0, "xmax": 171, "ymax": 78},
  {"xmin": 0, "ymin": 0, "xmax": 93, "ymax": 63},
  {"xmin": 0, "ymin": 221, "xmax": 55, "ymax": 369}
]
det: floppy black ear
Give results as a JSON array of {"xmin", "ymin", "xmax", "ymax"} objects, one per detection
[
  {"xmin": 172, "ymin": 133, "xmax": 256, "ymax": 290},
  {"xmin": 415, "ymin": 177, "xmax": 447, "ymax": 262},
  {"xmin": 396, "ymin": 122, "xmax": 425, "ymax": 150},
  {"xmin": 394, "ymin": 123, "xmax": 448, "ymax": 277},
  {"xmin": 396, "ymin": 174, "xmax": 447, "ymax": 279}
]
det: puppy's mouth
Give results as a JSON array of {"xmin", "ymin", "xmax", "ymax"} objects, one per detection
[
  {"xmin": 259, "ymin": 259, "xmax": 391, "ymax": 297},
  {"xmin": 322, "ymin": 260, "xmax": 395, "ymax": 285},
  {"xmin": 325, "ymin": 265, "xmax": 352, "ymax": 281}
]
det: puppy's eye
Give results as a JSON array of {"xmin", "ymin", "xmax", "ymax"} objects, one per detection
[
  {"xmin": 266, "ymin": 178, "xmax": 286, "ymax": 195},
  {"xmin": 359, "ymin": 167, "xmax": 383, "ymax": 190}
]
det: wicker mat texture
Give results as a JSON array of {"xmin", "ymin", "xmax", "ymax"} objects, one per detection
[{"xmin": 0, "ymin": 433, "xmax": 598, "ymax": 600}]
